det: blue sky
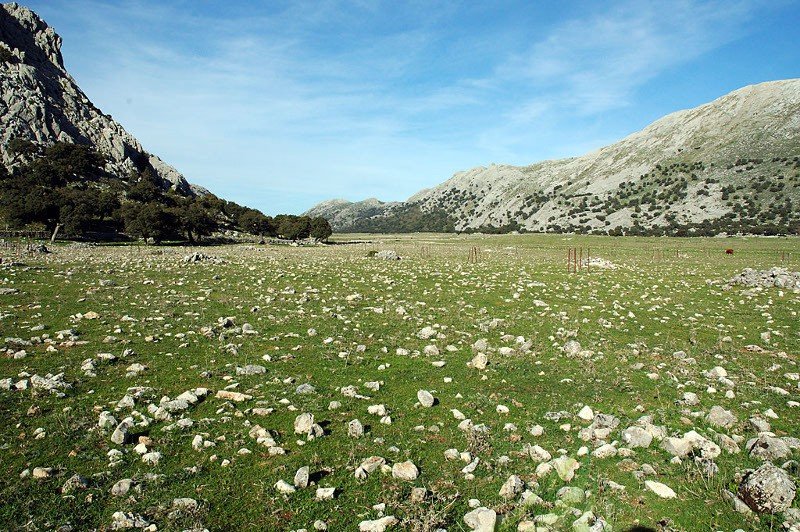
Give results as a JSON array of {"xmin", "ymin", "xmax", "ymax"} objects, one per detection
[{"xmin": 23, "ymin": 0, "xmax": 800, "ymax": 215}]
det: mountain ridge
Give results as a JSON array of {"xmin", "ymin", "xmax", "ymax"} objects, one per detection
[{"xmin": 305, "ymin": 79, "xmax": 800, "ymax": 235}]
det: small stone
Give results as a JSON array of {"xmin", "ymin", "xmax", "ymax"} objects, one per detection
[
  {"xmin": 294, "ymin": 466, "xmax": 310, "ymax": 488},
  {"xmin": 410, "ymin": 487, "xmax": 427, "ymax": 502},
  {"xmin": 110, "ymin": 511, "xmax": 149, "ymax": 530},
  {"xmin": 348, "ymin": 419, "xmax": 364, "ymax": 438},
  {"xmin": 749, "ymin": 417, "xmax": 771, "ymax": 433},
  {"xmin": 391, "ymin": 461, "xmax": 419, "ymax": 481},
  {"xmin": 236, "ymin": 364, "xmax": 266, "ymax": 376},
  {"xmin": 215, "ymin": 390, "xmax": 252, "ymax": 402},
  {"xmin": 622, "ymin": 426, "xmax": 653, "ymax": 448},
  {"xmin": 722, "ymin": 489, "xmax": 753, "ymax": 515},
  {"xmin": 470, "ymin": 353, "xmax": 488, "ymax": 370},
  {"xmin": 98, "ymin": 411, "xmax": 117, "ymax": 430},
  {"xmin": 111, "ymin": 418, "xmax": 132, "ymax": 445},
  {"xmin": 171, "ymin": 497, "xmax": 198, "ymax": 512},
  {"xmin": 563, "ymin": 340, "xmax": 582, "ymax": 356},
  {"xmin": 61, "ymin": 474, "xmax": 88, "ymax": 493},
  {"xmin": 275, "ymin": 479, "xmax": 296, "ymax": 494},
  {"xmin": 526, "ymin": 444, "xmax": 551, "ymax": 462},
  {"xmin": 32, "ymin": 467, "xmax": 52, "ymax": 479},
  {"xmin": 463, "ymin": 507, "xmax": 496, "ymax": 531},
  {"xmin": 558, "ymin": 486, "xmax": 586, "ymax": 506},
  {"xmin": 141, "ymin": 451, "xmax": 161, "ymax": 466},
  {"xmin": 294, "ymin": 413, "xmax": 315, "ymax": 435},
  {"xmin": 417, "ymin": 326, "xmax": 436, "ymax": 339},
  {"xmin": 552, "ymin": 455, "xmax": 580, "ymax": 482},
  {"xmin": 499, "ymin": 474, "xmax": 524, "ymax": 499},
  {"xmin": 417, "ymin": 390, "xmax": 435, "ymax": 407},
  {"xmin": 368, "ymin": 404, "xmax": 387, "ymax": 416},
  {"xmin": 592, "ymin": 444, "xmax": 617, "ymax": 459},
  {"xmin": 316, "ymin": 487, "xmax": 336, "ymax": 500},
  {"xmin": 645, "ymin": 480, "xmax": 677, "ymax": 499},
  {"xmin": 747, "ymin": 433, "xmax": 792, "ymax": 461},
  {"xmin": 111, "ymin": 478, "xmax": 132, "ymax": 496},
  {"xmin": 355, "ymin": 456, "xmax": 386, "ymax": 479},
  {"xmin": 296, "ymin": 383, "xmax": 316, "ymax": 394},
  {"xmin": 706, "ymin": 405, "xmax": 737, "ymax": 429},
  {"xmin": 682, "ymin": 392, "xmax": 700, "ymax": 406},
  {"xmin": 358, "ymin": 516, "xmax": 398, "ymax": 532}
]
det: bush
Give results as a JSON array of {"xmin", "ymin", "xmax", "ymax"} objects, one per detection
[
  {"xmin": 276, "ymin": 215, "xmax": 312, "ymax": 240},
  {"xmin": 176, "ymin": 199, "xmax": 217, "ymax": 243},
  {"xmin": 309, "ymin": 217, "xmax": 333, "ymax": 241},
  {"xmin": 122, "ymin": 202, "xmax": 175, "ymax": 244},
  {"xmin": 0, "ymin": 47, "xmax": 16, "ymax": 64},
  {"xmin": 238, "ymin": 210, "xmax": 274, "ymax": 236}
]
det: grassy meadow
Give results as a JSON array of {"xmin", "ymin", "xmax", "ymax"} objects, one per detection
[{"xmin": 0, "ymin": 233, "xmax": 798, "ymax": 531}]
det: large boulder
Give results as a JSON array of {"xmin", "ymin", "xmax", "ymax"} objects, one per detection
[
  {"xmin": 622, "ymin": 426, "xmax": 653, "ymax": 448},
  {"xmin": 747, "ymin": 434, "xmax": 792, "ymax": 461},
  {"xmin": 706, "ymin": 405, "xmax": 737, "ymax": 429},
  {"xmin": 738, "ymin": 463, "xmax": 796, "ymax": 513},
  {"xmin": 375, "ymin": 250, "xmax": 400, "ymax": 261}
]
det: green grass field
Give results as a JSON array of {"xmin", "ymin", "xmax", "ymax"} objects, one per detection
[{"xmin": 1, "ymin": 233, "xmax": 798, "ymax": 531}]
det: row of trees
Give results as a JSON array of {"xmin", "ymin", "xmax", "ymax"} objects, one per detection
[
  {"xmin": 0, "ymin": 140, "xmax": 332, "ymax": 244},
  {"xmin": 237, "ymin": 211, "xmax": 332, "ymax": 241}
]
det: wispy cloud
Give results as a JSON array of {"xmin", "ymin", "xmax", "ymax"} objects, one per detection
[{"xmin": 477, "ymin": 0, "xmax": 766, "ymax": 159}]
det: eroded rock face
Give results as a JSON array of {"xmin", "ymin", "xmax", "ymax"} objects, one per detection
[
  {"xmin": 738, "ymin": 462, "xmax": 796, "ymax": 513},
  {"xmin": 0, "ymin": 4, "xmax": 201, "ymax": 194}
]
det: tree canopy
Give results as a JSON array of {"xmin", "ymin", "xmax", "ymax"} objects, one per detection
[{"xmin": 0, "ymin": 139, "xmax": 335, "ymax": 244}]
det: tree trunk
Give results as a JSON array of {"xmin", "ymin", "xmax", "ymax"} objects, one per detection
[{"xmin": 50, "ymin": 224, "xmax": 61, "ymax": 243}]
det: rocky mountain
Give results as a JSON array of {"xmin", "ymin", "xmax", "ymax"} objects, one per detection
[
  {"xmin": 0, "ymin": 2, "xmax": 204, "ymax": 195},
  {"xmin": 304, "ymin": 198, "xmax": 401, "ymax": 230},
  {"xmin": 307, "ymin": 79, "xmax": 800, "ymax": 235}
]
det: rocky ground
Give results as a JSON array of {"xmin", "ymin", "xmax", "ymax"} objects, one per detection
[{"xmin": 0, "ymin": 234, "xmax": 798, "ymax": 531}]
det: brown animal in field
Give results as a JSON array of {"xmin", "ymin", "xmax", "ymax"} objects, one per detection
[{"xmin": 725, "ymin": 249, "xmax": 734, "ymax": 255}]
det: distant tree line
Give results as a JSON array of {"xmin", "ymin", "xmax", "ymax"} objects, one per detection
[{"xmin": 0, "ymin": 140, "xmax": 332, "ymax": 244}]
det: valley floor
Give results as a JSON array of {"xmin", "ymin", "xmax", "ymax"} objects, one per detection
[{"xmin": 0, "ymin": 234, "xmax": 799, "ymax": 531}]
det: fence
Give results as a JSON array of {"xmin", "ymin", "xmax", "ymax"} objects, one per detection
[
  {"xmin": 567, "ymin": 247, "xmax": 591, "ymax": 273},
  {"xmin": 0, "ymin": 230, "xmax": 49, "ymax": 239}
]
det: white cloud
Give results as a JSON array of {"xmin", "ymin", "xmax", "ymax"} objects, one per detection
[{"xmin": 500, "ymin": 0, "xmax": 758, "ymax": 116}]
